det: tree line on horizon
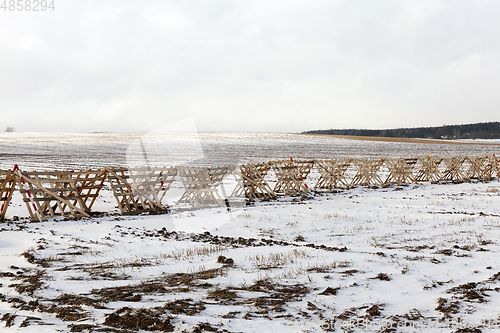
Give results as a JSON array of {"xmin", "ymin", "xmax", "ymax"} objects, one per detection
[{"xmin": 303, "ymin": 122, "xmax": 500, "ymax": 140}]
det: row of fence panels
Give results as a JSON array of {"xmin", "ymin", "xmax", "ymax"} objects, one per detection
[{"xmin": 0, "ymin": 154, "xmax": 498, "ymax": 221}]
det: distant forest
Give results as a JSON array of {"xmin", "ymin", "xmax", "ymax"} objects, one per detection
[{"xmin": 303, "ymin": 122, "xmax": 500, "ymax": 140}]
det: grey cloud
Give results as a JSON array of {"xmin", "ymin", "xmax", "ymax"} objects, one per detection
[{"xmin": 0, "ymin": 0, "xmax": 499, "ymax": 132}]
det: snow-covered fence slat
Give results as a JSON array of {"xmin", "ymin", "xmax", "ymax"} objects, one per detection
[
  {"xmin": 350, "ymin": 159, "xmax": 385, "ymax": 187},
  {"xmin": 16, "ymin": 170, "xmax": 91, "ymax": 222},
  {"xmin": 177, "ymin": 166, "xmax": 227, "ymax": 208},
  {"xmin": 383, "ymin": 158, "xmax": 418, "ymax": 187},
  {"xmin": 313, "ymin": 159, "xmax": 351, "ymax": 190},
  {"xmin": 0, "ymin": 169, "xmax": 16, "ymax": 219},
  {"xmin": 105, "ymin": 167, "xmax": 174, "ymax": 215},
  {"xmin": 229, "ymin": 163, "xmax": 275, "ymax": 201},
  {"xmin": 269, "ymin": 160, "xmax": 310, "ymax": 196}
]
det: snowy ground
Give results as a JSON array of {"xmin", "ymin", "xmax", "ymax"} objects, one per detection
[
  {"xmin": 1, "ymin": 132, "xmax": 498, "ymax": 170},
  {"xmin": 1, "ymin": 133, "xmax": 500, "ymax": 332}
]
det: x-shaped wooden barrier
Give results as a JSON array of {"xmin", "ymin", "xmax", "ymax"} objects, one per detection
[
  {"xmin": 350, "ymin": 159, "xmax": 384, "ymax": 187},
  {"xmin": 314, "ymin": 159, "xmax": 351, "ymax": 190},
  {"xmin": 16, "ymin": 170, "xmax": 92, "ymax": 222},
  {"xmin": 414, "ymin": 155, "xmax": 443, "ymax": 183},
  {"xmin": 383, "ymin": 158, "xmax": 418, "ymax": 186},
  {"xmin": 230, "ymin": 163, "xmax": 275, "ymax": 201},
  {"xmin": 106, "ymin": 167, "xmax": 175, "ymax": 215},
  {"xmin": 441, "ymin": 157, "xmax": 469, "ymax": 183},
  {"xmin": 465, "ymin": 156, "xmax": 498, "ymax": 180},
  {"xmin": 177, "ymin": 166, "xmax": 229, "ymax": 208},
  {"xmin": 269, "ymin": 160, "xmax": 310, "ymax": 196}
]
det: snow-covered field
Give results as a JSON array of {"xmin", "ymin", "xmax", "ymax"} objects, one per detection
[
  {"xmin": 1, "ymin": 132, "xmax": 500, "ymax": 332},
  {"xmin": 1, "ymin": 132, "xmax": 498, "ymax": 170}
]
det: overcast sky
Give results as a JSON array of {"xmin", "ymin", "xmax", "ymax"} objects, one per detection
[{"xmin": 1, "ymin": 0, "xmax": 500, "ymax": 133}]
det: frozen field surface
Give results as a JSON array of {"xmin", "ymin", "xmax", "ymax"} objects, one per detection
[
  {"xmin": 1, "ymin": 132, "xmax": 499, "ymax": 170},
  {"xmin": 1, "ymin": 132, "xmax": 500, "ymax": 332}
]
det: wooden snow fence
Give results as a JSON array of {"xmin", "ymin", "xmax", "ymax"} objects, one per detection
[
  {"xmin": 208, "ymin": 166, "xmax": 230, "ymax": 188},
  {"xmin": 177, "ymin": 166, "xmax": 230, "ymax": 208},
  {"xmin": 0, "ymin": 169, "xmax": 16, "ymax": 219},
  {"xmin": 414, "ymin": 155, "xmax": 443, "ymax": 183},
  {"xmin": 14, "ymin": 170, "xmax": 106, "ymax": 222},
  {"xmin": 230, "ymin": 163, "xmax": 275, "ymax": 201},
  {"xmin": 466, "ymin": 156, "xmax": 499, "ymax": 181},
  {"xmin": 294, "ymin": 160, "xmax": 315, "ymax": 180},
  {"xmin": 314, "ymin": 159, "xmax": 351, "ymax": 190},
  {"xmin": 350, "ymin": 159, "xmax": 384, "ymax": 187},
  {"xmin": 480, "ymin": 155, "xmax": 499, "ymax": 180},
  {"xmin": 441, "ymin": 157, "xmax": 469, "ymax": 183},
  {"xmin": 66, "ymin": 169, "xmax": 108, "ymax": 212},
  {"xmin": 105, "ymin": 167, "xmax": 176, "ymax": 215},
  {"xmin": 383, "ymin": 158, "xmax": 418, "ymax": 186},
  {"xmin": 466, "ymin": 157, "xmax": 485, "ymax": 180},
  {"xmin": 269, "ymin": 160, "xmax": 311, "ymax": 196}
]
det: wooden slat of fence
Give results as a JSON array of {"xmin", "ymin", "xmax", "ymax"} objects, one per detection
[
  {"xmin": 0, "ymin": 170, "xmax": 16, "ymax": 219},
  {"xmin": 209, "ymin": 166, "xmax": 230, "ymax": 187},
  {"xmin": 128, "ymin": 167, "xmax": 177, "ymax": 204},
  {"xmin": 107, "ymin": 169, "xmax": 151, "ymax": 214}
]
